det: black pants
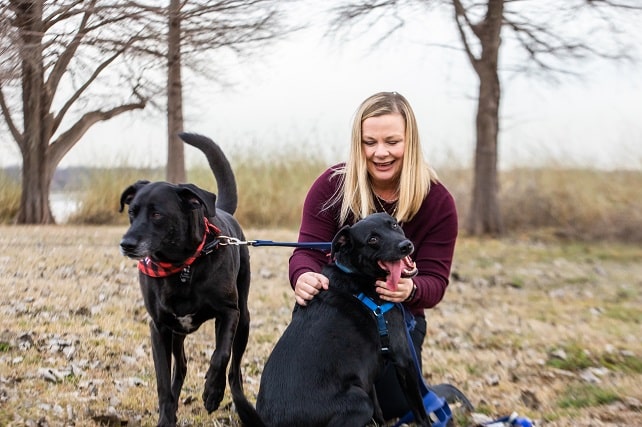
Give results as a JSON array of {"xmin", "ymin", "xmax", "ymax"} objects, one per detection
[{"xmin": 374, "ymin": 315, "xmax": 427, "ymax": 420}]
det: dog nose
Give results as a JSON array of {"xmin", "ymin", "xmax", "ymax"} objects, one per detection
[
  {"xmin": 120, "ymin": 237, "xmax": 137, "ymax": 253},
  {"xmin": 399, "ymin": 240, "xmax": 414, "ymax": 255}
]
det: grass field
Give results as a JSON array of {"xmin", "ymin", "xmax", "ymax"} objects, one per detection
[{"xmin": 0, "ymin": 225, "xmax": 640, "ymax": 426}]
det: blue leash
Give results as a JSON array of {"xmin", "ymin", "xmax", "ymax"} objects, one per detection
[
  {"xmin": 392, "ymin": 305, "xmax": 452, "ymax": 427},
  {"xmin": 249, "ymin": 240, "xmax": 332, "ymax": 250}
]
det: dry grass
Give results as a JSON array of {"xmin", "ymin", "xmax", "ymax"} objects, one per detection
[
  {"xmin": 66, "ymin": 168, "xmax": 165, "ymax": 225},
  {"xmin": 1, "ymin": 161, "xmax": 637, "ymax": 242},
  {"xmin": 73, "ymin": 165, "xmax": 642, "ymax": 243},
  {"xmin": 0, "ymin": 172, "xmax": 20, "ymax": 222},
  {"xmin": 440, "ymin": 168, "xmax": 642, "ymax": 243},
  {"xmin": 0, "ymin": 226, "xmax": 640, "ymax": 426}
]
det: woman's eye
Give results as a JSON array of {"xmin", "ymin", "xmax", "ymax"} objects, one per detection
[{"xmin": 362, "ymin": 140, "xmax": 376, "ymax": 146}]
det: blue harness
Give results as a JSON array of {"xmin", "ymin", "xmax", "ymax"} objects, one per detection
[
  {"xmin": 354, "ymin": 291, "xmax": 452, "ymax": 427},
  {"xmin": 355, "ymin": 292, "xmax": 395, "ymax": 355}
]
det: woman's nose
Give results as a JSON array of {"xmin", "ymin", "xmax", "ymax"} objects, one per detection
[{"xmin": 373, "ymin": 142, "xmax": 389, "ymax": 157}]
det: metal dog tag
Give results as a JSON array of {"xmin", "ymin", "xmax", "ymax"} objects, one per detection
[{"xmin": 180, "ymin": 266, "xmax": 191, "ymax": 283}]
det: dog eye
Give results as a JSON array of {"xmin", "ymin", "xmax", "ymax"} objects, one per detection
[
  {"xmin": 151, "ymin": 211, "xmax": 162, "ymax": 220},
  {"xmin": 368, "ymin": 236, "xmax": 379, "ymax": 245}
]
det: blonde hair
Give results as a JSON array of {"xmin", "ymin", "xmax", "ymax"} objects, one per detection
[{"xmin": 331, "ymin": 92, "xmax": 438, "ymax": 224}]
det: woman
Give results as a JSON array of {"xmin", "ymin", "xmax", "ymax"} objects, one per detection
[{"xmin": 288, "ymin": 91, "xmax": 458, "ymax": 419}]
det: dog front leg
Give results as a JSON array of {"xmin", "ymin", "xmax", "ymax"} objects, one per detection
[
  {"xmin": 202, "ymin": 307, "xmax": 239, "ymax": 413},
  {"xmin": 393, "ymin": 364, "xmax": 431, "ymax": 427},
  {"xmin": 171, "ymin": 332, "xmax": 187, "ymax": 406},
  {"xmin": 369, "ymin": 386, "xmax": 385, "ymax": 425},
  {"xmin": 151, "ymin": 321, "xmax": 178, "ymax": 427}
]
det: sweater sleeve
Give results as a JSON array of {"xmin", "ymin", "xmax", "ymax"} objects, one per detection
[
  {"xmin": 402, "ymin": 182, "xmax": 458, "ymax": 315},
  {"xmin": 288, "ymin": 167, "xmax": 342, "ymax": 289}
]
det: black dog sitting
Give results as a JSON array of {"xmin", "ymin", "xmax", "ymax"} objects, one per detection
[
  {"xmin": 119, "ymin": 133, "xmax": 254, "ymax": 426},
  {"xmin": 236, "ymin": 212, "xmax": 431, "ymax": 427}
]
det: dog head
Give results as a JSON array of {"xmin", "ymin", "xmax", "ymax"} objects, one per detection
[
  {"xmin": 331, "ymin": 212, "xmax": 416, "ymax": 291},
  {"xmin": 118, "ymin": 180, "xmax": 218, "ymax": 262}
]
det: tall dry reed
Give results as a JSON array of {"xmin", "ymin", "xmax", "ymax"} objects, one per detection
[
  {"xmin": 4, "ymin": 161, "xmax": 640, "ymax": 242},
  {"xmin": 0, "ymin": 171, "xmax": 20, "ymax": 223}
]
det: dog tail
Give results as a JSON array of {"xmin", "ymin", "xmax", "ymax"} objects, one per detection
[
  {"xmin": 232, "ymin": 391, "xmax": 267, "ymax": 427},
  {"xmin": 178, "ymin": 132, "xmax": 238, "ymax": 215}
]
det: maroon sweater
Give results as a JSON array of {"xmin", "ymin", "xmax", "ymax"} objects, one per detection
[{"xmin": 288, "ymin": 165, "xmax": 458, "ymax": 317}]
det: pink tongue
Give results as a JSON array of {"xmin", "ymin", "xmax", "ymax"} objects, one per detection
[{"xmin": 378, "ymin": 260, "xmax": 402, "ymax": 291}]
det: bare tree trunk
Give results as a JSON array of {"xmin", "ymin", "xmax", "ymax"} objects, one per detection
[
  {"xmin": 166, "ymin": 0, "xmax": 185, "ymax": 183},
  {"xmin": 20, "ymin": 146, "xmax": 54, "ymax": 224},
  {"xmin": 468, "ymin": 66, "xmax": 502, "ymax": 235},
  {"xmin": 14, "ymin": 0, "xmax": 54, "ymax": 224},
  {"xmin": 464, "ymin": 0, "xmax": 504, "ymax": 236}
]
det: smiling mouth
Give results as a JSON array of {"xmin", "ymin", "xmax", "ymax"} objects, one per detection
[{"xmin": 374, "ymin": 160, "xmax": 394, "ymax": 168}]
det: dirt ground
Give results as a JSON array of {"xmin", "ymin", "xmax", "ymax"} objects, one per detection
[{"xmin": 0, "ymin": 225, "xmax": 640, "ymax": 426}]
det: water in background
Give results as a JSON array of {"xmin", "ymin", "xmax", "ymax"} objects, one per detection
[{"xmin": 50, "ymin": 192, "xmax": 80, "ymax": 223}]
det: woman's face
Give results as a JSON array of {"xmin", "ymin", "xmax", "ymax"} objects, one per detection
[{"xmin": 361, "ymin": 113, "xmax": 406, "ymax": 190}]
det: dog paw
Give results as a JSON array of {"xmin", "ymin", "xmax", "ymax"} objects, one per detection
[
  {"xmin": 156, "ymin": 414, "xmax": 177, "ymax": 427},
  {"xmin": 202, "ymin": 387, "xmax": 224, "ymax": 413}
]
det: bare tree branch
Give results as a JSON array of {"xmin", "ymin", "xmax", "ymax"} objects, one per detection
[
  {"xmin": 0, "ymin": 83, "xmax": 21, "ymax": 146},
  {"xmin": 48, "ymin": 98, "xmax": 146, "ymax": 167},
  {"xmin": 51, "ymin": 46, "xmax": 126, "ymax": 136},
  {"xmin": 44, "ymin": 0, "xmax": 95, "ymax": 113},
  {"xmin": 453, "ymin": 0, "xmax": 481, "ymax": 69}
]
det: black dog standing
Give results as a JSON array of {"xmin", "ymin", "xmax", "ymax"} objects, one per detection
[
  {"xmin": 236, "ymin": 213, "xmax": 432, "ymax": 427},
  {"xmin": 119, "ymin": 133, "xmax": 254, "ymax": 426}
]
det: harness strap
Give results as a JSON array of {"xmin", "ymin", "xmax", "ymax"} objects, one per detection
[{"xmin": 355, "ymin": 293, "xmax": 396, "ymax": 355}]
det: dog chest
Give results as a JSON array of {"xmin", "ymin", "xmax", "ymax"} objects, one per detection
[{"xmin": 174, "ymin": 313, "xmax": 198, "ymax": 332}]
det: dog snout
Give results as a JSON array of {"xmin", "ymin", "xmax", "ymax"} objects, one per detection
[
  {"xmin": 120, "ymin": 236, "xmax": 139, "ymax": 256},
  {"xmin": 399, "ymin": 240, "xmax": 414, "ymax": 255}
]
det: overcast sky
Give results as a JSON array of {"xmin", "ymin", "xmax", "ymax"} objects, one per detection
[{"xmin": 1, "ymin": 2, "xmax": 641, "ymax": 171}]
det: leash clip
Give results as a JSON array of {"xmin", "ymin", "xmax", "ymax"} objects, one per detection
[{"xmin": 217, "ymin": 235, "xmax": 243, "ymax": 246}]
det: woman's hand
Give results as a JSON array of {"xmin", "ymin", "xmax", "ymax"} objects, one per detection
[
  {"xmin": 375, "ymin": 277, "xmax": 415, "ymax": 303},
  {"xmin": 294, "ymin": 271, "xmax": 329, "ymax": 306}
]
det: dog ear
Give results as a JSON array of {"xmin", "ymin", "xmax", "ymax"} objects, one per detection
[
  {"xmin": 178, "ymin": 184, "xmax": 217, "ymax": 217},
  {"xmin": 177, "ymin": 186, "xmax": 215, "ymax": 244},
  {"xmin": 119, "ymin": 180, "xmax": 150, "ymax": 212},
  {"xmin": 330, "ymin": 225, "xmax": 352, "ymax": 258}
]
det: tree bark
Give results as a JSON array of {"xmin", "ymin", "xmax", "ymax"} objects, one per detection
[
  {"xmin": 13, "ymin": 0, "xmax": 54, "ymax": 223},
  {"xmin": 464, "ymin": 0, "xmax": 504, "ymax": 236},
  {"xmin": 468, "ymin": 64, "xmax": 503, "ymax": 235},
  {"xmin": 166, "ymin": 0, "xmax": 185, "ymax": 183}
]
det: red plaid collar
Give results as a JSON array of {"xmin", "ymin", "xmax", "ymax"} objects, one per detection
[{"xmin": 138, "ymin": 217, "xmax": 221, "ymax": 278}]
